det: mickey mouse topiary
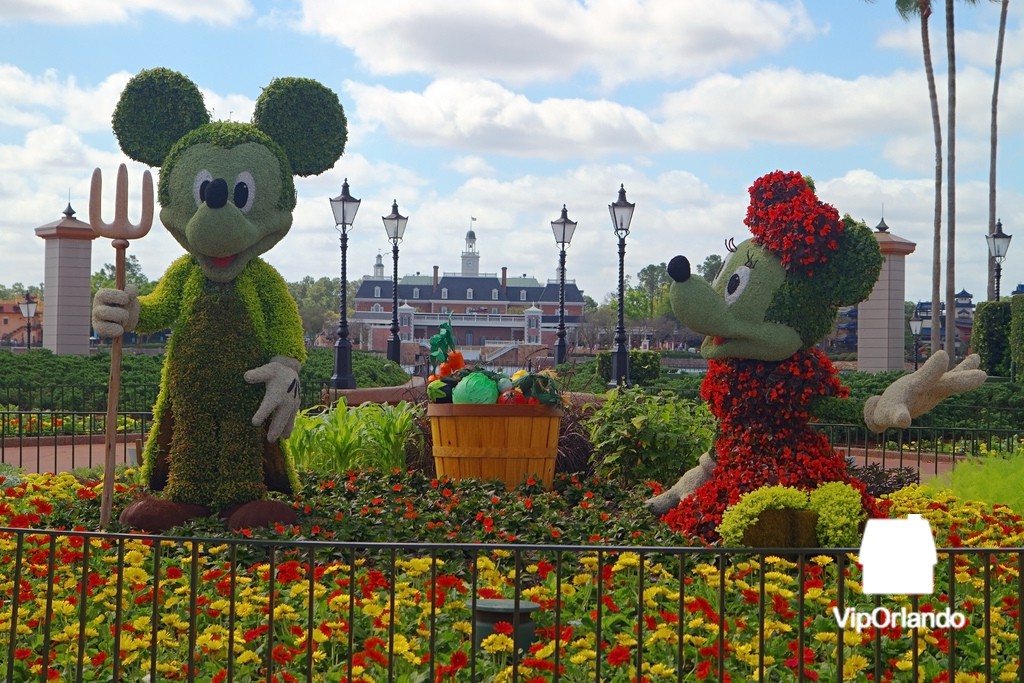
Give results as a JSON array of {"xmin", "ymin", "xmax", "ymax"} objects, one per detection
[{"xmin": 93, "ymin": 68, "xmax": 347, "ymax": 533}]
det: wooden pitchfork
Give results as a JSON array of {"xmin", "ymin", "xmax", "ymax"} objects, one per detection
[{"xmin": 89, "ymin": 164, "xmax": 154, "ymax": 528}]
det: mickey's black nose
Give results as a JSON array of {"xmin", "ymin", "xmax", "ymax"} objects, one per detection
[
  {"xmin": 204, "ymin": 178, "xmax": 229, "ymax": 209},
  {"xmin": 667, "ymin": 255, "xmax": 690, "ymax": 283}
]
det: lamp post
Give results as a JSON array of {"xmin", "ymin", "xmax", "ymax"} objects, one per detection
[
  {"xmin": 608, "ymin": 184, "xmax": 634, "ymax": 387},
  {"xmin": 382, "ymin": 199, "xmax": 408, "ymax": 365},
  {"xmin": 986, "ymin": 219, "xmax": 1013, "ymax": 300},
  {"xmin": 329, "ymin": 178, "xmax": 361, "ymax": 389},
  {"xmin": 550, "ymin": 204, "xmax": 577, "ymax": 366},
  {"xmin": 909, "ymin": 314, "xmax": 923, "ymax": 371},
  {"xmin": 17, "ymin": 292, "xmax": 37, "ymax": 349}
]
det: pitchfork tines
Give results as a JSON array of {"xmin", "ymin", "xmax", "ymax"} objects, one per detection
[{"xmin": 89, "ymin": 163, "xmax": 154, "ymax": 243}]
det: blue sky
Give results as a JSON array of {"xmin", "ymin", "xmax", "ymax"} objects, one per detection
[{"xmin": 1, "ymin": 0, "xmax": 1021, "ymax": 307}]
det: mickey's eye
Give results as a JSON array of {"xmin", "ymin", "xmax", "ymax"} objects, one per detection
[
  {"xmin": 193, "ymin": 170, "xmax": 214, "ymax": 207},
  {"xmin": 724, "ymin": 265, "xmax": 752, "ymax": 305},
  {"xmin": 233, "ymin": 171, "xmax": 255, "ymax": 214}
]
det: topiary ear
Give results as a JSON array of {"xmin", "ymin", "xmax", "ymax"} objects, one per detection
[
  {"xmin": 112, "ymin": 68, "xmax": 210, "ymax": 168},
  {"xmin": 253, "ymin": 77, "xmax": 347, "ymax": 177},
  {"xmin": 822, "ymin": 217, "xmax": 884, "ymax": 307}
]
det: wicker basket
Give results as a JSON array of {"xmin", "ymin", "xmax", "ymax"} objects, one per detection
[{"xmin": 427, "ymin": 403, "xmax": 562, "ymax": 489}]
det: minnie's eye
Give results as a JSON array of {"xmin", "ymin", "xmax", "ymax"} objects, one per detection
[
  {"xmin": 193, "ymin": 170, "xmax": 214, "ymax": 207},
  {"xmin": 233, "ymin": 171, "xmax": 255, "ymax": 213},
  {"xmin": 725, "ymin": 265, "xmax": 752, "ymax": 305}
]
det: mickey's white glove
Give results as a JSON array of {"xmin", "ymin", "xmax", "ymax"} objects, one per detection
[
  {"xmin": 92, "ymin": 284, "xmax": 140, "ymax": 339},
  {"xmin": 863, "ymin": 351, "xmax": 987, "ymax": 433},
  {"xmin": 244, "ymin": 355, "xmax": 301, "ymax": 441}
]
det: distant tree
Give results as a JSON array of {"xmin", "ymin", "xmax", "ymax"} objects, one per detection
[
  {"xmin": 287, "ymin": 276, "xmax": 342, "ymax": 340},
  {"xmin": 695, "ymin": 254, "xmax": 724, "ymax": 283},
  {"xmin": 637, "ymin": 263, "xmax": 671, "ymax": 320},
  {"xmin": 90, "ymin": 255, "xmax": 155, "ymax": 298},
  {"xmin": 0, "ymin": 283, "xmax": 43, "ymax": 301}
]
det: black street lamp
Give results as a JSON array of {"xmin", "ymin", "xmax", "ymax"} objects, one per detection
[
  {"xmin": 608, "ymin": 184, "xmax": 634, "ymax": 387},
  {"xmin": 329, "ymin": 178, "xmax": 361, "ymax": 389},
  {"xmin": 18, "ymin": 292, "xmax": 37, "ymax": 349},
  {"xmin": 909, "ymin": 314, "xmax": 923, "ymax": 371},
  {"xmin": 986, "ymin": 219, "xmax": 1012, "ymax": 300},
  {"xmin": 382, "ymin": 199, "xmax": 408, "ymax": 365},
  {"xmin": 550, "ymin": 204, "xmax": 577, "ymax": 366}
]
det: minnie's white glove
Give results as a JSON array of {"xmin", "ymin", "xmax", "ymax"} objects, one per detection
[
  {"xmin": 863, "ymin": 351, "xmax": 986, "ymax": 433},
  {"xmin": 244, "ymin": 355, "xmax": 301, "ymax": 441}
]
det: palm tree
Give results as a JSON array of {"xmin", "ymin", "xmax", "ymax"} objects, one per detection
[
  {"xmin": 987, "ymin": 0, "xmax": 1010, "ymax": 301},
  {"xmin": 893, "ymin": 0, "xmax": 944, "ymax": 356},
  {"xmin": 944, "ymin": 0, "xmax": 980, "ymax": 364}
]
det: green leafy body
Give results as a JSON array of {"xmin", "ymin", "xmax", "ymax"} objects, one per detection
[
  {"xmin": 103, "ymin": 68, "xmax": 347, "ymax": 515},
  {"xmin": 137, "ymin": 256, "xmax": 304, "ymax": 503}
]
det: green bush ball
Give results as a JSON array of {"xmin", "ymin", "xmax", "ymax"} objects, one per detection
[
  {"xmin": 112, "ymin": 68, "xmax": 209, "ymax": 167},
  {"xmin": 253, "ymin": 77, "xmax": 347, "ymax": 177}
]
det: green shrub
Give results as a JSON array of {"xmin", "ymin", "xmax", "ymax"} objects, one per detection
[
  {"xmin": 585, "ymin": 387, "xmax": 714, "ymax": 487},
  {"xmin": 971, "ymin": 301, "xmax": 1012, "ymax": 377},
  {"xmin": 718, "ymin": 481, "xmax": 866, "ymax": 548},
  {"xmin": 596, "ymin": 350, "xmax": 660, "ymax": 386},
  {"xmin": 283, "ymin": 399, "xmax": 423, "ymax": 474},
  {"xmin": 717, "ymin": 485, "xmax": 809, "ymax": 547},
  {"xmin": 924, "ymin": 454, "xmax": 1024, "ymax": 513},
  {"xmin": 553, "ymin": 358, "xmax": 608, "ymax": 395},
  {"xmin": 807, "ymin": 481, "xmax": 866, "ymax": 548},
  {"xmin": 1011, "ymin": 294, "xmax": 1024, "ymax": 381}
]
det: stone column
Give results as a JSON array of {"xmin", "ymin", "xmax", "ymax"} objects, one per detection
[
  {"xmin": 34, "ymin": 204, "xmax": 97, "ymax": 355},
  {"xmin": 857, "ymin": 219, "xmax": 917, "ymax": 372}
]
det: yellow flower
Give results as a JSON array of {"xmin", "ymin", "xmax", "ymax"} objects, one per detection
[
  {"xmin": 648, "ymin": 662, "xmax": 676, "ymax": 678},
  {"xmin": 570, "ymin": 650, "xmax": 596, "ymax": 664},
  {"xmin": 573, "ymin": 573, "xmax": 592, "ymax": 586},
  {"xmin": 481, "ymin": 633, "xmax": 514, "ymax": 654},
  {"xmin": 613, "ymin": 552, "xmax": 640, "ymax": 571},
  {"xmin": 842, "ymin": 654, "xmax": 869, "ymax": 680},
  {"xmin": 843, "ymin": 630, "xmax": 864, "ymax": 647}
]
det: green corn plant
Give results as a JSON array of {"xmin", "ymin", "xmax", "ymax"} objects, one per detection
[{"xmin": 283, "ymin": 400, "xmax": 423, "ymax": 475}]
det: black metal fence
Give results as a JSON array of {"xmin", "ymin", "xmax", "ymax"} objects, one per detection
[
  {"xmin": 0, "ymin": 530, "xmax": 1020, "ymax": 682},
  {"xmin": 2, "ymin": 402, "xmax": 1018, "ymax": 476}
]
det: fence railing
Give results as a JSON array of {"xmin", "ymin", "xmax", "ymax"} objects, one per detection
[
  {"xmin": 0, "ymin": 530, "xmax": 1020, "ymax": 682},
  {"xmin": 2, "ymin": 403, "xmax": 1018, "ymax": 476},
  {"xmin": 0, "ymin": 383, "xmax": 326, "ymax": 413}
]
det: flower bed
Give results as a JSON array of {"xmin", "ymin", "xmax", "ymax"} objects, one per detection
[{"xmin": 1, "ymin": 471, "xmax": 1023, "ymax": 681}]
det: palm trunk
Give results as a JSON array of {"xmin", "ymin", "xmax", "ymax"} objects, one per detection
[
  {"xmin": 943, "ymin": 0, "xmax": 957, "ymax": 366},
  {"xmin": 988, "ymin": 0, "xmax": 1009, "ymax": 300},
  {"xmin": 920, "ymin": 2, "xmax": 944, "ymax": 357}
]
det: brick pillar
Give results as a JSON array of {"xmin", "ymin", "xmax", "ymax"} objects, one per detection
[
  {"xmin": 34, "ymin": 203, "xmax": 98, "ymax": 355},
  {"xmin": 857, "ymin": 219, "xmax": 917, "ymax": 372}
]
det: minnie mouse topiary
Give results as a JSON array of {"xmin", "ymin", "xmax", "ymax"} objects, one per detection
[{"xmin": 647, "ymin": 171, "xmax": 986, "ymax": 543}]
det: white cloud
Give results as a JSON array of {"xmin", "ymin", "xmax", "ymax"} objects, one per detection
[
  {"xmin": 345, "ymin": 78, "xmax": 657, "ymax": 158},
  {"xmin": 0, "ymin": 0, "xmax": 253, "ymax": 25},
  {"xmin": 446, "ymin": 156, "xmax": 495, "ymax": 177},
  {"xmin": 297, "ymin": 0, "xmax": 820, "ymax": 86}
]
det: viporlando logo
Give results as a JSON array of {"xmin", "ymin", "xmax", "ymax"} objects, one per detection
[{"xmin": 832, "ymin": 514, "xmax": 967, "ymax": 633}]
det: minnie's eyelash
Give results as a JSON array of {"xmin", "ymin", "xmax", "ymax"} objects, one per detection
[
  {"xmin": 725, "ymin": 238, "xmax": 737, "ymax": 253},
  {"xmin": 744, "ymin": 252, "xmax": 757, "ymax": 269}
]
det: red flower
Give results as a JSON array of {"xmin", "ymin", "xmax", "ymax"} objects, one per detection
[{"xmin": 607, "ymin": 644, "xmax": 631, "ymax": 667}]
